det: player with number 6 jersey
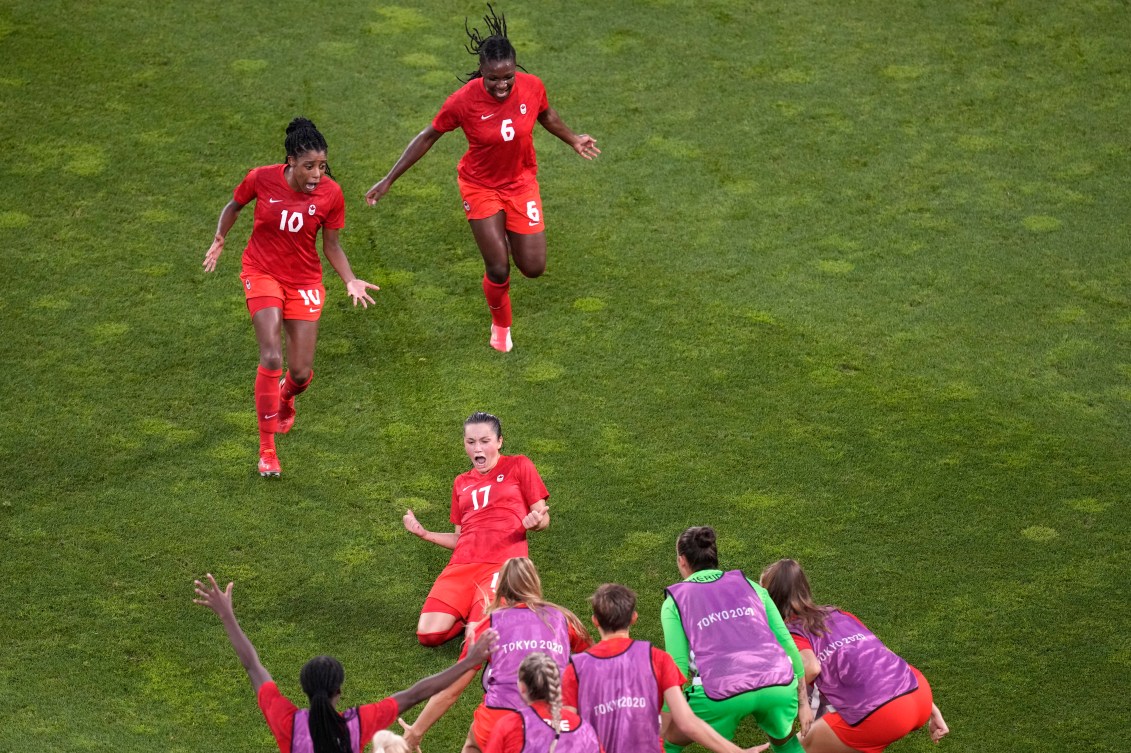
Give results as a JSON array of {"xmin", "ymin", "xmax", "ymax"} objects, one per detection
[
  {"xmin": 203, "ymin": 117, "xmax": 380, "ymax": 478},
  {"xmin": 366, "ymin": 6, "xmax": 599, "ymax": 353},
  {"xmin": 402, "ymin": 412, "xmax": 551, "ymax": 648}
]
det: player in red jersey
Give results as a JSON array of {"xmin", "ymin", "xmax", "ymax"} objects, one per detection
[
  {"xmin": 203, "ymin": 118, "xmax": 379, "ymax": 478},
  {"xmin": 365, "ymin": 6, "xmax": 599, "ymax": 353},
  {"xmin": 402, "ymin": 411, "xmax": 551, "ymax": 647},
  {"xmin": 192, "ymin": 572, "xmax": 498, "ymax": 753}
]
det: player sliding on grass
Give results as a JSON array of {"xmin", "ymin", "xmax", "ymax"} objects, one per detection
[
  {"xmin": 564, "ymin": 584, "xmax": 765, "ymax": 753},
  {"xmin": 203, "ymin": 117, "xmax": 380, "ymax": 478},
  {"xmin": 759, "ymin": 559, "xmax": 949, "ymax": 753},
  {"xmin": 662, "ymin": 527, "xmax": 811, "ymax": 753},
  {"xmin": 403, "ymin": 412, "xmax": 551, "ymax": 647},
  {"xmin": 365, "ymin": 4, "xmax": 598, "ymax": 353},
  {"xmin": 193, "ymin": 573, "xmax": 497, "ymax": 753}
]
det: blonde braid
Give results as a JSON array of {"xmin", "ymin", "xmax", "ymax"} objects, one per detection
[{"xmin": 518, "ymin": 652, "xmax": 565, "ymax": 753}]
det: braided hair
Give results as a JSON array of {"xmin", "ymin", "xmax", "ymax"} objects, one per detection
[
  {"xmin": 519, "ymin": 652, "xmax": 565, "ymax": 753},
  {"xmin": 284, "ymin": 117, "xmax": 333, "ymax": 178},
  {"xmin": 299, "ymin": 656, "xmax": 351, "ymax": 753},
  {"xmin": 463, "ymin": 4, "xmax": 519, "ymax": 81}
]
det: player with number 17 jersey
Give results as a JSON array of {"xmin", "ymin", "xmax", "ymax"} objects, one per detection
[{"xmin": 449, "ymin": 453, "xmax": 548, "ymax": 565}]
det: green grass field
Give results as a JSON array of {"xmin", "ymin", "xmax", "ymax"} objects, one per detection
[{"xmin": 2, "ymin": 0, "xmax": 1129, "ymax": 751}]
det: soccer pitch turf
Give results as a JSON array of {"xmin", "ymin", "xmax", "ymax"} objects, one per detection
[{"xmin": 1, "ymin": 1, "xmax": 1128, "ymax": 751}]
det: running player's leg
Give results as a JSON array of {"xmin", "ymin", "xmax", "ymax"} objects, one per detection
[
  {"xmin": 251, "ymin": 305, "xmax": 284, "ymax": 474},
  {"xmin": 469, "ymin": 212, "xmax": 514, "ymax": 351},
  {"xmin": 279, "ymin": 310, "xmax": 319, "ymax": 433},
  {"xmin": 503, "ymin": 180, "xmax": 546, "ymax": 280}
]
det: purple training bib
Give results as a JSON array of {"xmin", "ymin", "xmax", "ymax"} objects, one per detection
[
  {"xmin": 666, "ymin": 570, "xmax": 794, "ymax": 700},
  {"xmin": 789, "ymin": 609, "xmax": 918, "ymax": 725},
  {"xmin": 483, "ymin": 605, "xmax": 571, "ymax": 710},
  {"xmin": 573, "ymin": 640, "xmax": 661, "ymax": 753},
  {"xmin": 518, "ymin": 704, "xmax": 602, "ymax": 753},
  {"xmin": 290, "ymin": 707, "xmax": 362, "ymax": 753}
]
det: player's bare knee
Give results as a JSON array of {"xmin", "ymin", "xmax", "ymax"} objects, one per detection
[
  {"xmin": 485, "ymin": 264, "xmax": 510, "ymax": 284},
  {"xmin": 259, "ymin": 352, "xmax": 283, "ymax": 371},
  {"xmin": 288, "ymin": 367, "xmax": 312, "ymax": 385},
  {"xmin": 516, "ymin": 261, "xmax": 544, "ymax": 279}
]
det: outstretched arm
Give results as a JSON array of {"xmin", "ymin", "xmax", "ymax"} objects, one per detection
[
  {"xmin": 390, "ymin": 628, "xmax": 497, "ymax": 713},
  {"xmin": 537, "ymin": 107, "xmax": 600, "ymax": 160},
  {"xmin": 365, "ymin": 126, "xmax": 445, "ymax": 205},
  {"xmin": 403, "ymin": 509, "xmax": 460, "ymax": 550},
  {"xmin": 203, "ymin": 199, "xmax": 245, "ymax": 272},
  {"xmin": 193, "ymin": 574, "xmax": 272, "ymax": 692},
  {"xmin": 397, "ymin": 664, "xmax": 479, "ymax": 749},
  {"xmin": 321, "ymin": 227, "xmax": 380, "ymax": 308}
]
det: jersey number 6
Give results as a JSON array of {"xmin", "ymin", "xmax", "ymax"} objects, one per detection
[{"xmin": 500, "ymin": 119, "xmax": 515, "ymax": 142}]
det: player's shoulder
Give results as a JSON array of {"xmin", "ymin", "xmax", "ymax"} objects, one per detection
[
  {"xmin": 317, "ymin": 174, "xmax": 344, "ymax": 200},
  {"xmin": 515, "ymin": 71, "xmax": 544, "ymax": 88}
]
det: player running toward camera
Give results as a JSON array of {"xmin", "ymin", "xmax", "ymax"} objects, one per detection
[
  {"xmin": 192, "ymin": 573, "xmax": 497, "ymax": 753},
  {"xmin": 485, "ymin": 652, "xmax": 603, "ymax": 753},
  {"xmin": 365, "ymin": 5, "xmax": 599, "ymax": 353},
  {"xmin": 203, "ymin": 117, "xmax": 379, "ymax": 478},
  {"xmin": 663, "ymin": 527, "xmax": 811, "ymax": 753},
  {"xmin": 563, "ymin": 584, "xmax": 763, "ymax": 753},
  {"xmin": 403, "ymin": 412, "xmax": 550, "ymax": 647},
  {"xmin": 399, "ymin": 557, "xmax": 592, "ymax": 753},
  {"xmin": 759, "ymin": 559, "xmax": 949, "ymax": 753}
]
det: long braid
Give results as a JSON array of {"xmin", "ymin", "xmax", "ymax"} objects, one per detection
[
  {"xmin": 300, "ymin": 656, "xmax": 351, "ymax": 753},
  {"xmin": 518, "ymin": 652, "xmax": 564, "ymax": 753}
]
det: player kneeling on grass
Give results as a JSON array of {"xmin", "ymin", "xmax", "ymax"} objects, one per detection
[
  {"xmin": 759, "ymin": 559, "xmax": 949, "ymax": 753},
  {"xmin": 484, "ymin": 652, "xmax": 603, "ymax": 753},
  {"xmin": 193, "ymin": 573, "xmax": 497, "ymax": 753},
  {"xmin": 563, "ymin": 583, "xmax": 765, "ymax": 753}
]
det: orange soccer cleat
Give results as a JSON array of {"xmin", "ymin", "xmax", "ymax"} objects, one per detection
[{"xmin": 258, "ymin": 449, "xmax": 281, "ymax": 478}]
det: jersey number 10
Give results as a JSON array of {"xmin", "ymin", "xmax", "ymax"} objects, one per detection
[{"xmin": 278, "ymin": 210, "xmax": 305, "ymax": 233}]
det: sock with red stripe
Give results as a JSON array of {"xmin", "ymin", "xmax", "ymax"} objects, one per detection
[
  {"xmin": 255, "ymin": 366, "xmax": 283, "ymax": 452},
  {"xmin": 482, "ymin": 274, "xmax": 512, "ymax": 327}
]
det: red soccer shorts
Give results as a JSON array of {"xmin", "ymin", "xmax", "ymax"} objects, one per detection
[
  {"xmin": 458, "ymin": 176, "xmax": 545, "ymax": 234},
  {"xmin": 471, "ymin": 703, "xmax": 510, "ymax": 750},
  {"xmin": 824, "ymin": 666, "xmax": 933, "ymax": 753},
  {"xmin": 240, "ymin": 271, "xmax": 325, "ymax": 321},
  {"xmin": 424, "ymin": 561, "xmax": 501, "ymax": 623}
]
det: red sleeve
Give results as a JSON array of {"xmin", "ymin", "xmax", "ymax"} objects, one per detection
[
  {"xmin": 568, "ymin": 623, "xmax": 592, "ymax": 654},
  {"xmin": 651, "ymin": 647, "xmax": 687, "ymax": 693},
  {"xmin": 535, "ymin": 77, "xmax": 549, "ymax": 115},
  {"xmin": 561, "ymin": 662, "xmax": 579, "ymax": 708},
  {"xmin": 482, "ymin": 710, "xmax": 525, "ymax": 753},
  {"xmin": 840, "ymin": 610, "xmax": 866, "ymax": 628},
  {"xmin": 357, "ymin": 698, "xmax": 400, "ymax": 741},
  {"xmin": 792, "ymin": 634, "xmax": 813, "ymax": 652},
  {"xmin": 451, "ymin": 479, "xmax": 461, "ymax": 526},
  {"xmin": 324, "ymin": 183, "xmax": 345, "ymax": 230},
  {"xmin": 256, "ymin": 681, "xmax": 298, "ymax": 753},
  {"xmin": 432, "ymin": 88, "xmax": 464, "ymax": 134},
  {"xmin": 233, "ymin": 167, "xmax": 258, "ymax": 206},
  {"xmin": 518, "ymin": 456, "xmax": 549, "ymax": 509}
]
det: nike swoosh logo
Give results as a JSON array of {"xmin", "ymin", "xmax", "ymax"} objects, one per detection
[
  {"xmin": 308, "ymin": 307, "xmax": 321, "ymax": 313},
  {"xmin": 528, "ymin": 221, "xmax": 539, "ymax": 226},
  {"xmin": 461, "ymin": 484, "xmax": 478, "ymax": 493},
  {"xmin": 265, "ymin": 413, "xmax": 278, "ymax": 419},
  {"xmin": 480, "ymin": 113, "xmax": 496, "ymax": 120},
  {"xmin": 269, "ymin": 198, "xmax": 282, "ymax": 203}
]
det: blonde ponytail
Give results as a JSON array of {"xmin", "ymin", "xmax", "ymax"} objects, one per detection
[{"xmin": 518, "ymin": 652, "xmax": 564, "ymax": 753}]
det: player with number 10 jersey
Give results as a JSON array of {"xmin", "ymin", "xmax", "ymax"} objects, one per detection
[{"xmin": 402, "ymin": 412, "xmax": 550, "ymax": 647}]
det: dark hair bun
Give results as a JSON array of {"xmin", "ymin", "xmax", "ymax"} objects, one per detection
[
  {"xmin": 695, "ymin": 526, "xmax": 716, "ymax": 546},
  {"xmin": 286, "ymin": 117, "xmax": 317, "ymax": 135}
]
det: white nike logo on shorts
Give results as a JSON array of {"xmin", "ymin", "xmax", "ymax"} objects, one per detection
[
  {"xmin": 480, "ymin": 113, "xmax": 495, "ymax": 120},
  {"xmin": 265, "ymin": 413, "xmax": 278, "ymax": 419},
  {"xmin": 528, "ymin": 221, "xmax": 539, "ymax": 226},
  {"xmin": 308, "ymin": 307, "xmax": 320, "ymax": 313}
]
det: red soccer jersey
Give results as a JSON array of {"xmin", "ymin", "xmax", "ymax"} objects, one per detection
[
  {"xmin": 561, "ymin": 637, "xmax": 686, "ymax": 710},
  {"xmin": 256, "ymin": 681, "xmax": 398, "ymax": 753},
  {"xmin": 449, "ymin": 454, "xmax": 549, "ymax": 565},
  {"xmin": 432, "ymin": 72, "xmax": 550, "ymax": 190},
  {"xmin": 234, "ymin": 164, "xmax": 345, "ymax": 287},
  {"xmin": 484, "ymin": 701, "xmax": 598, "ymax": 753}
]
